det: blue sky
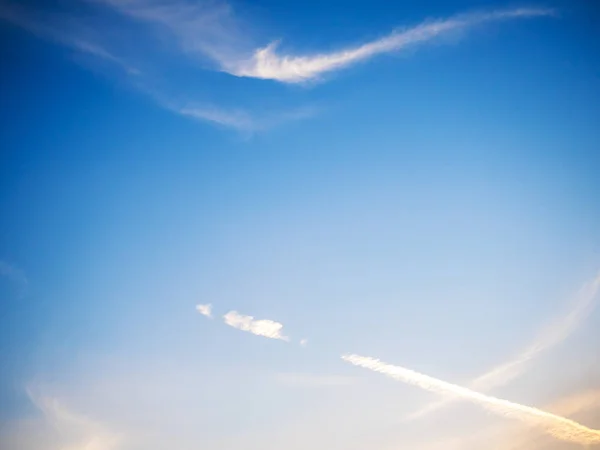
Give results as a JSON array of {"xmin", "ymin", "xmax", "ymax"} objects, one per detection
[{"xmin": 1, "ymin": 0, "xmax": 600, "ymax": 449}]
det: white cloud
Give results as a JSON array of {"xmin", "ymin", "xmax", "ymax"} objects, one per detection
[
  {"xmin": 196, "ymin": 303, "xmax": 213, "ymax": 318},
  {"xmin": 342, "ymin": 354, "xmax": 600, "ymax": 446},
  {"xmin": 299, "ymin": 338, "xmax": 308, "ymax": 347},
  {"xmin": 226, "ymin": 8, "xmax": 555, "ymax": 83},
  {"xmin": 406, "ymin": 270, "xmax": 600, "ymax": 421},
  {"xmin": 223, "ymin": 310, "xmax": 289, "ymax": 341}
]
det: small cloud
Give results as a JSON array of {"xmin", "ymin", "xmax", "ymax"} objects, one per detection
[
  {"xmin": 274, "ymin": 373, "xmax": 357, "ymax": 388},
  {"xmin": 223, "ymin": 310, "xmax": 289, "ymax": 341},
  {"xmin": 299, "ymin": 338, "xmax": 308, "ymax": 347},
  {"xmin": 196, "ymin": 303, "xmax": 213, "ymax": 318}
]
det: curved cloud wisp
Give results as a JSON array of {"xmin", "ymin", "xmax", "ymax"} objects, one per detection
[
  {"xmin": 343, "ymin": 354, "xmax": 600, "ymax": 445},
  {"xmin": 227, "ymin": 8, "xmax": 555, "ymax": 83},
  {"xmin": 406, "ymin": 271, "xmax": 600, "ymax": 421}
]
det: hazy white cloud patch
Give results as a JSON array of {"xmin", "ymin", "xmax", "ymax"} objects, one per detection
[
  {"xmin": 343, "ymin": 354, "xmax": 600, "ymax": 445},
  {"xmin": 299, "ymin": 338, "xmax": 308, "ymax": 347},
  {"xmin": 196, "ymin": 303, "xmax": 213, "ymax": 318},
  {"xmin": 226, "ymin": 8, "xmax": 555, "ymax": 83},
  {"xmin": 223, "ymin": 310, "xmax": 289, "ymax": 341},
  {"xmin": 406, "ymin": 270, "xmax": 600, "ymax": 421}
]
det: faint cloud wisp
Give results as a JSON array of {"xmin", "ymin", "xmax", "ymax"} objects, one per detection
[{"xmin": 406, "ymin": 270, "xmax": 600, "ymax": 421}]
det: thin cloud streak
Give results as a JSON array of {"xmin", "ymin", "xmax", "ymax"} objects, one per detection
[
  {"xmin": 177, "ymin": 104, "xmax": 317, "ymax": 132},
  {"xmin": 223, "ymin": 310, "xmax": 289, "ymax": 341},
  {"xmin": 0, "ymin": 2, "xmax": 139, "ymax": 75},
  {"xmin": 92, "ymin": 0, "xmax": 247, "ymax": 65},
  {"xmin": 406, "ymin": 270, "xmax": 600, "ymax": 421},
  {"xmin": 227, "ymin": 8, "xmax": 555, "ymax": 83},
  {"xmin": 343, "ymin": 354, "xmax": 600, "ymax": 445}
]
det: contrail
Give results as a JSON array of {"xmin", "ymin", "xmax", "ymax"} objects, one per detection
[
  {"xmin": 342, "ymin": 354, "xmax": 600, "ymax": 445},
  {"xmin": 407, "ymin": 271, "xmax": 600, "ymax": 421}
]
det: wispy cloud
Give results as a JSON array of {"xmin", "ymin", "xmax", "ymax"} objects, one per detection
[
  {"xmin": 0, "ymin": 0, "xmax": 309, "ymax": 133},
  {"xmin": 1, "ymin": 1, "xmax": 553, "ymax": 131},
  {"xmin": 343, "ymin": 354, "xmax": 600, "ymax": 445},
  {"xmin": 177, "ymin": 104, "xmax": 317, "ymax": 132},
  {"xmin": 196, "ymin": 303, "xmax": 213, "ymax": 318},
  {"xmin": 91, "ymin": 0, "xmax": 248, "ymax": 65},
  {"xmin": 406, "ymin": 270, "xmax": 600, "ymax": 421},
  {"xmin": 226, "ymin": 8, "xmax": 555, "ymax": 83},
  {"xmin": 23, "ymin": 386, "xmax": 122, "ymax": 450},
  {"xmin": 0, "ymin": 2, "xmax": 139, "ymax": 74},
  {"xmin": 93, "ymin": 2, "xmax": 554, "ymax": 83},
  {"xmin": 223, "ymin": 310, "xmax": 289, "ymax": 341}
]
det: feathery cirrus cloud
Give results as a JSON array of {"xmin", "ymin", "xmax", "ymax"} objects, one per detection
[
  {"xmin": 0, "ymin": 0, "xmax": 555, "ymax": 131},
  {"xmin": 91, "ymin": 1, "xmax": 555, "ymax": 83},
  {"xmin": 226, "ymin": 8, "xmax": 555, "ymax": 83}
]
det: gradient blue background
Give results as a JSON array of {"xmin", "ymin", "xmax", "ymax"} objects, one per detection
[{"xmin": 1, "ymin": 1, "xmax": 600, "ymax": 449}]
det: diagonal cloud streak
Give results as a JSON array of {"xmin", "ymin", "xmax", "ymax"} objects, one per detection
[
  {"xmin": 223, "ymin": 310, "xmax": 289, "ymax": 341},
  {"xmin": 342, "ymin": 354, "xmax": 600, "ymax": 445},
  {"xmin": 406, "ymin": 270, "xmax": 600, "ymax": 421},
  {"xmin": 226, "ymin": 8, "xmax": 555, "ymax": 83}
]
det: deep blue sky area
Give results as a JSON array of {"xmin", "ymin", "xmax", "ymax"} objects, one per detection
[{"xmin": 1, "ymin": 1, "xmax": 600, "ymax": 449}]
